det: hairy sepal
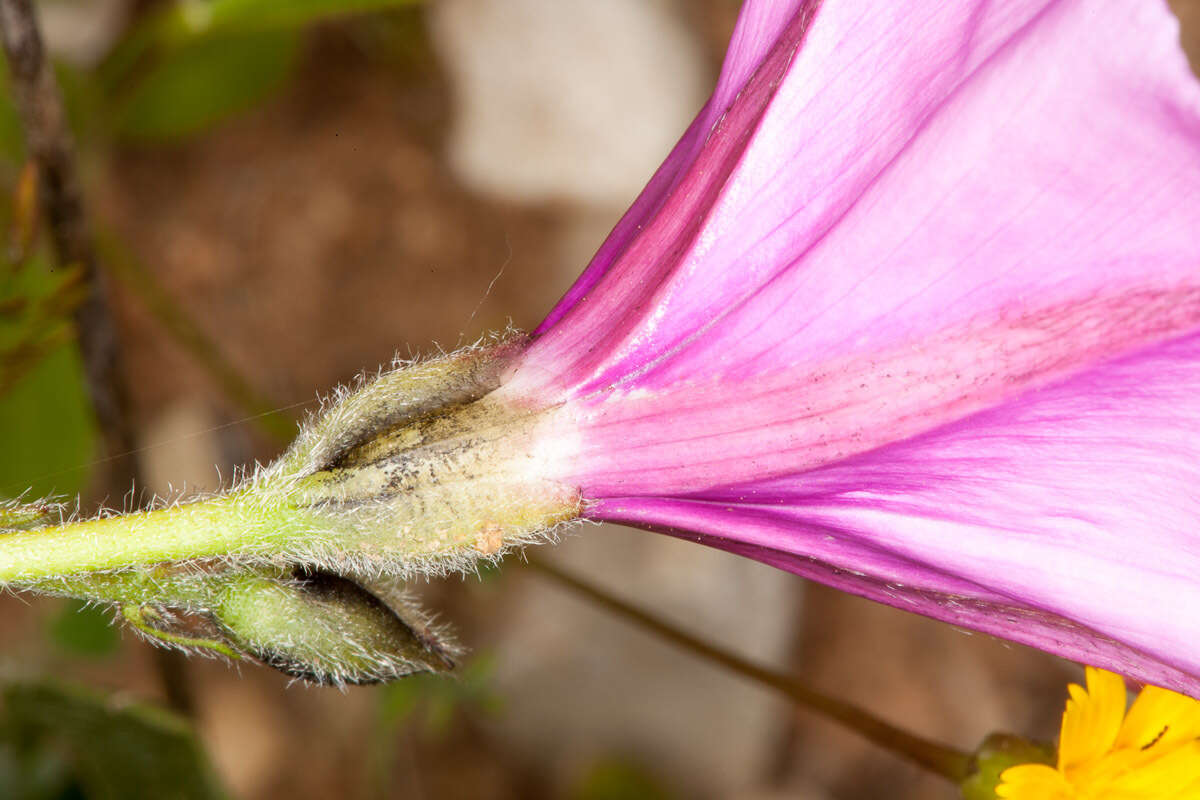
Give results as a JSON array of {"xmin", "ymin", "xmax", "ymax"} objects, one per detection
[{"xmin": 1, "ymin": 336, "xmax": 581, "ymax": 683}]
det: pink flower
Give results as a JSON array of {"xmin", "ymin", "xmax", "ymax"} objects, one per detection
[{"xmin": 497, "ymin": 1, "xmax": 1200, "ymax": 692}]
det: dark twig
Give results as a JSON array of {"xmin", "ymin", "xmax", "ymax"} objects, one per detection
[
  {"xmin": 0, "ymin": 0, "xmax": 194, "ymax": 714},
  {"xmin": 527, "ymin": 557, "xmax": 972, "ymax": 783}
]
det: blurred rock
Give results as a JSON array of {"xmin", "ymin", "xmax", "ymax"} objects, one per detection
[
  {"xmin": 490, "ymin": 526, "xmax": 800, "ymax": 798},
  {"xmin": 1171, "ymin": 0, "xmax": 1200, "ymax": 71},
  {"xmin": 137, "ymin": 402, "xmax": 224, "ymax": 500},
  {"xmin": 39, "ymin": 0, "xmax": 130, "ymax": 66},
  {"xmin": 777, "ymin": 586, "xmax": 1074, "ymax": 800},
  {"xmin": 429, "ymin": 0, "xmax": 709, "ymax": 208},
  {"xmin": 199, "ymin": 678, "xmax": 290, "ymax": 799}
]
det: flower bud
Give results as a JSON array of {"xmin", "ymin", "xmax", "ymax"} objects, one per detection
[
  {"xmin": 20, "ymin": 562, "xmax": 456, "ymax": 685},
  {"xmin": 959, "ymin": 733, "xmax": 1054, "ymax": 800},
  {"xmin": 209, "ymin": 569, "xmax": 456, "ymax": 686}
]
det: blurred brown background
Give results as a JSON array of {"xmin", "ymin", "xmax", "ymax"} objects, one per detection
[{"xmin": 1, "ymin": 1, "xmax": 1198, "ymax": 798}]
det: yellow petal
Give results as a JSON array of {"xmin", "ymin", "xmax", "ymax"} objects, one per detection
[
  {"xmin": 1117, "ymin": 683, "xmax": 1200, "ymax": 755},
  {"xmin": 1105, "ymin": 740, "xmax": 1200, "ymax": 799},
  {"xmin": 996, "ymin": 763, "xmax": 1074, "ymax": 800},
  {"xmin": 1059, "ymin": 668, "xmax": 1128, "ymax": 773}
]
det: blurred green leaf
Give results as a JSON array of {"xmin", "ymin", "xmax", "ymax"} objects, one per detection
[
  {"xmin": 0, "ymin": 250, "xmax": 94, "ymax": 500},
  {"xmin": 114, "ymin": 30, "xmax": 300, "ymax": 141},
  {"xmin": 52, "ymin": 62, "xmax": 103, "ymax": 153},
  {"xmin": 0, "ymin": 681, "xmax": 225, "ymax": 800},
  {"xmin": 369, "ymin": 654, "xmax": 504, "ymax": 797},
  {"xmin": 377, "ymin": 678, "xmax": 423, "ymax": 726},
  {"xmin": 0, "ymin": 738, "xmax": 73, "ymax": 800},
  {"xmin": 49, "ymin": 600, "xmax": 120, "ymax": 659},
  {"xmin": 570, "ymin": 759, "xmax": 674, "ymax": 800},
  {"xmin": 0, "ymin": 66, "xmax": 24, "ymax": 163},
  {"xmin": 0, "ymin": 344, "xmax": 94, "ymax": 502},
  {"xmin": 473, "ymin": 559, "xmax": 504, "ymax": 584},
  {"xmin": 162, "ymin": 0, "xmax": 421, "ymax": 39},
  {"xmin": 102, "ymin": 0, "xmax": 421, "ymax": 135},
  {"xmin": 376, "ymin": 652, "xmax": 503, "ymax": 736}
]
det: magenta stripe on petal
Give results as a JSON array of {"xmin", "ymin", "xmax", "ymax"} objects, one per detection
[{"xmin": 565, "ymin": 286, "xmax": 1200, "ymax": 496}]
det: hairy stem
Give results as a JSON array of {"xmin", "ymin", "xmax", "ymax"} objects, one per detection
[{"xmin": 0, "ymin": 497, "xmax": 314, "ymax": 583}]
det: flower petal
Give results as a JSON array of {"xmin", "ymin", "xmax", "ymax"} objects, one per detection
[
  {"xmin": 1117, "ymin": 682, "xmax": 1200, "ymax": 754},
  {"xmin": 532, "ymin": 0, "xmax": 817, "ymax": 335},
  {"xmin": 1107, "ymin": 741, "xmax": 1200, "ymax": 798},
  {"xmin": 585, "ymin": 333, "xmax": 1200, "ymax": 695},
  {"xmin": 995, "ymin": 763, "xmax": 1072, "ymax": 800},
  {"xmin": 508, "ymin": 0, "xmax": 1200, "ymax": 405},
  {"xmin": 1059, "ymin": 667, "xmax": 1127, "ymax": 774},
  {"xmin": 512, "ymin": 0, "xmax": 1200, "ymax": 691}
]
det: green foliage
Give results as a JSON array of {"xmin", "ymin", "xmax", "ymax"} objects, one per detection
[
  {"xmin": 113, "ymin": 30, "xmax": 301, "ymax": 141},
  {"xmin": 0, "ymin": 250, "xmax": 95, "ymax": 500},
  {"xmin": 52, "ymin": 62, "xmax": 104, "ymax": 153},
  {"xmin": 377, "ymin": 652, "xmax": 502, "ymax": 738},
  {"xmin": 0, "ymin": 67, "xmax": 23, "ymax": 162},
  {"xmin": 103, "ymin": 0, "xmax": 423, "ymax": 142},
  {"xmin": 570, "ymin": 759, "xmax": 674, "ymax": 800},
  {"xmin": 159, "ymin": 0, "xmax": 422, "ymax": 38},
  {"xmin": 48, "ymin": 601, "xmax": 120, "ymax": 659},
  {"xmin": 367, "ymin": 654, "xmax": 503, "ymax": 796},
  {"xmin": 0, "ymin": 681, "xmax": 225, "ymax": 800},
  {"xmin": 0, "ymin": 347, "xmax": 95, "ymax": 500}
]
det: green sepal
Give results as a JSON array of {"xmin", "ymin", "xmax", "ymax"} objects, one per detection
[
  {"xmin": 210, "ymin": 569, "xmax": 456, "ymax": 685},
  {"xmin": 960, "ymin": 732, "xmax": 1056, "ymax": 800}
]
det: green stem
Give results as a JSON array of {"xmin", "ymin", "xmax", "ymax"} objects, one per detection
[
  {"xmin": 0, "ymin": 497, "xmax": 310, "ymax": 583},
  {"xmin": 527, "ymin": 558, "xmax": 972, "ymax": 783}
]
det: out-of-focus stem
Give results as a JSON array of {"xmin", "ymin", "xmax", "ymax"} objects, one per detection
[
  {"xmin": 527, "ymin": 558, "xmax": 972, "ymax": 783},
  {"xmin": 96, "ymin": 229, "xmax": 297, "ymax": 442}
]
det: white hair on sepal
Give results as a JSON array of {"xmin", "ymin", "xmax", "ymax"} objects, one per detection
[
  {"xmin": 358, "ymin": 578, "xmax": 466, "ymax": 665},
  {"xmin": 269, "ymin": 328, "xmax": 527, "ymax": 485},
  {"xmin": 205, "ymin": 327, "xmax": 582, "ymax": 582},
  {"xmin": 206, "ymin": 567, "xmax": 465, "ymax": 686}
]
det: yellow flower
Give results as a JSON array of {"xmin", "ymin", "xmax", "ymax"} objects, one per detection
[{"xmin": 997, "ymin": 667, "xmax": 1200, "ymax": 799}]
